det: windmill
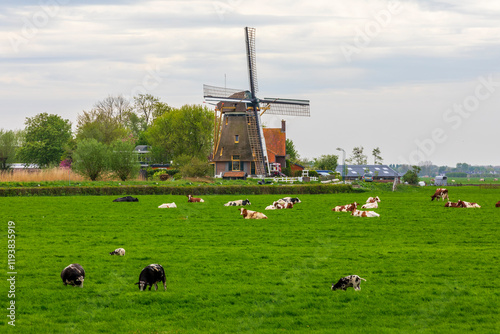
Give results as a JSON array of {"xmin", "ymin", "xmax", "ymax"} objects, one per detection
[{"xmin": 204, "ymin": 27, "xmax": 310, "ymax": 177}]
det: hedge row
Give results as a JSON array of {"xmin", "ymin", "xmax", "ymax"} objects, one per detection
[{"xmin": 0, "ymin": 184, "xmax": 357, "ymax": 197}]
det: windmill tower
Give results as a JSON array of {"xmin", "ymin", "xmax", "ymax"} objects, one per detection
[{"xmin": 204, "ymin": 27, "xmax": 310, "ymax": 177}]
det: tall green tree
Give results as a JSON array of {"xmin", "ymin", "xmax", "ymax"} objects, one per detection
[
  {"xmin": 372, "ymin": 147, "xmax": 383, "ymax": 165},
  {"xmin": 402, "ymin": 165, "xmax": 421, "ymax": 185},
  {"xmin": 108, "ymin": 140, "xmax": 140, "ymax": 181},
  {"xmin": 75, "ymin": 107, "xmax": 128, "ymax": 145},
  {"xmin": 146, "ymin": 104, "xmax": 214, "ymax": 162},
  {"xmin": 346, "ymin": 146, "xmax": 368, "ymax": 165},
  {"xmin": 314, "ymin": 154, "xmax": 338, "ymax": 171},
  {"xmin": 286, "ymin": 138, "xmax": 300, "ymax": 163},
  {"xmin": 72, "ymin": 139, "xmax": 108, "ymax": 181},
  {"xmin": 17, "ymin": 113, "xmax": 72, "ymax": 167},
  {"xmin": 0, "ymin": 129, "xmax": 20, "ymax": 170}
]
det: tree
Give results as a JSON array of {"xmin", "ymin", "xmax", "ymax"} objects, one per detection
[
  {"xmin": 17, "ymin": 113, "xmax": 72, "ymax": 167},
  {"xmin": 314, "ymin": 154, "xmax": 338, "ymax": 171},
  {"xmin": 72, "ymin": 139, "xmax": 108, "ymax": 181},
  {"xmin": 134, "ymin": 93, "xmax": 159, "ymax": 127},
  {"xmin": 346, "ymin": 146, "xmax": 367, "ymax": 165},
  {"xmin": 372, "ymin": 147, "xmax": 383, "ymax": 165},
  {"xmin": 286, "ymin": 138, "xmax": 300, "ymax": 163},
  {"xmin": 75, "ymin": 106, "xmax": 128, "ymax": 145},
  {"xmin": 177, "ymin": 155, "xmax": 211, "ymax": 178},
  {"xmin": 0, "ymin": 129, "xmax": 19, "ymax": 170},
  {"xmin": 108, "ymin": 140, "xmax": 140, "ymax": 181},
  {"xmin": 402, "ymin": 165, "xmax": 421, "ymax": 185},
  {"xmin": 146, "ymin": 104, "xmax": 214, "ymax": 161}
]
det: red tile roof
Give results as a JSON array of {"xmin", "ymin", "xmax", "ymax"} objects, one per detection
[{"xmin": 263, "ymin": 128, "xmax": 286, "ymax": 163}]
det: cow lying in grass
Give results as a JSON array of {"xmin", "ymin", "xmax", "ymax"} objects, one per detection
[
  {"xmin": 61, "ymin": 263, "xmax": 85, "ymax": 288},
  {"xmin": 187, "ymin": 195, "xmax": 204, "ymax": 202},
  {"xmin": 109, "ymin": 248, "xmax": 125, "ymax": 256},
  {"xmin": 278, "ymin": 197, "xmax": 301, "ymax": 204},
  {"xmin": 136, "ymin": 264, "xmax": 166, "ymax": 291},
  {"xmin": 332, "ymin": 202, "xmax": 358, "ymax": 212},
  {"xmin": 496, "ymin": 201, "xmax": 500, "ymax": 208},
  {"xmin": 331, "ymin": 275, "xmax": 366, "ymax": 291},
  {"xmin": 224, "ymin": 199, "xmax": 251, "ymax": 206},
  {"xmin": 265, "ymin": 201, "xmax": 293, "ymax": 210},
  {"xmin": 444, "ymin": 201, "xmax": 461, "ymax": 208},
  {"xmin": 361, "ymin": 201, "xmax": 378, "ymax": 209},
  {"xmin": 351, "ymin": 209, "xmax": 380, "ymax": 217},
  {"xmin": 366, "ymin": 196, "xmax": 380, "ymax": 203},
  {"xmin": 158, "ymin": 202, "xmax": 177, "ymax": 208},
  {"xmin": 239, "ymin": 208, "xmax": 267, "ymax": 219},
  {"xmin": 458, "ymin": 200, "xmax": 481, "ymax": 208},
  {"xmin": 113, "ymin": 196, "xmax": 139, "ymax": 202}
]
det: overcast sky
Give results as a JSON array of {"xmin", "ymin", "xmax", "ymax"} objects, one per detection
[{"xmin": 1, "ymin": 0, "xmax": 500, "ymax": 166}]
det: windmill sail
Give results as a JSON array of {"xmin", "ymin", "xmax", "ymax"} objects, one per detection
[
  {"xmin": 245, "ymin": 27, "xmax": 258, "ymax": 97},
  {"xmin": 259, "ymin": 98, "xmax": 310, "ymax": 117}
]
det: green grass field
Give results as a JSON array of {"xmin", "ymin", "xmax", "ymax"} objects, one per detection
[{"xmin": 1, "ymin": 186, "xmax": 499, "ymax": 333}]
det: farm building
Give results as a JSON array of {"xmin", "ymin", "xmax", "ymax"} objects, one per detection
[{"xmin": 335, "ymin": 164, "xmax": 402, "ymax": 181}]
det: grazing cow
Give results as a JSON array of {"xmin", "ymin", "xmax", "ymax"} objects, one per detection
[
  {"xmin": 187, "ymin": 195, "xmax": 204, "ymax": 203},
  {"xmin": 458, "ymin": 200, "xmax": 481, "ymax": 208},
  {"xmin": 158, "ymin": 202, "xmax": 177, "ymax": 208},
  {"xmin": 361, "ymin": 201, "xmax": 378, "ymax": 209},
  {"xmin": 109, "ymin": 248, "xmax": 125, "ymax": 256},
  {"xmin": 479, "ymin": 178, "xmax": 485, "ymax": 182},
  {"xmin": 135, "ymin": 264, "xmax": 166, "ymax": 291},
  {"xmin": 278, "ymin": 197, "xmax": 301, "ymax": 204},
  {"xmin": 444, "ymin": 201, "xmax": 461, "ymax": 208},
  {"xmin": 224, "ymin": 199, "xmax": 251, "ymax": 206},
  {"xmin": 351, "ymin": 209, "xmax": 380, "ymax": 217},
  {"xmin": 431, "ymin": 188, "xmax": 448, "ymax": 201},
  {"xmin": 239, "ymin": 208, "xmax": 268, "ymax": 219},
  {"xmin": 366, "ymin": 196, "xmax": 381, "ymax": 203},
  {"xmin": 113, "ymin": 196, "xmax": 139, "ymax": 202},
  {"xmin": 331, "ymin": 275, "xmax": 366, "ymax": 291},
  {"xmin": 265, "ymin": 201, "xmax": 293, "ymax": 210},
  {"xmin": 332, "ymin": 202, "xmax": 358, "ymax": 212},
  {"xmin": 61, "ymin": 263, "xmax": 85, "ymax": 288},
  {"xmin": 496, "ymin": 201, "xmax": 500, "ymax": 207}
]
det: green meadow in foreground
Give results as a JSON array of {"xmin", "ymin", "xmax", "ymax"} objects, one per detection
[{"xmin": 1, "ymin": 186, "xmax": 499, "ymax": 333}]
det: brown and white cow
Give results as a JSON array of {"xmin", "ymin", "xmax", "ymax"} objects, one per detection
[
  {"xmin": 366, "ymin": 196, "xmax": 380, "ymax": 203},
  {"xmin": 496, "ymin": 201, "xmax": 500, "ymax": 208},
  {"xmin": 361, "ymin": 201, "xmax": 378, "ymax": 209},
  {"xmin": 187, "ymin": 195, "xmax": 204, "ymax": 203},
  {"xmin": 458, "ymin": 200, "xmax": 481, "ymax": 208},
  {"xmin": 265, "ymin": 201, "xmax": 293, "ymax": 210},
  {"xmin": 351, "ymin": 209, "xmax": 380, "ymax": 217},
  {"xmin": 444, "ymin": 201, "xmax": 461, "ymax": 208},
  {"xmin": 239, "ymin": 208, "xmax": 268, "ymax": 219},
  {"xmin": 431, "ymin": 188, "xmax": 448, "ymax": 201},
  {"xmin": 332, "ymin": 202, "xmax": 358, "ymax": 212}
]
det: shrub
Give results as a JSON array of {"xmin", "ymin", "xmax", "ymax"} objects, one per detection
[
  {"xmin": 72, "ymin": 139, "xmax": 108, "ymax": 181},
  {"xmin": 108, "ymin": 140, "xmax": 140, "ymax": 181}
]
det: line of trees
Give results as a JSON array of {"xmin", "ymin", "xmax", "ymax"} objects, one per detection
[{"xmin": 0, "ymin": 94, "xmax": 214, "ymax": 180}]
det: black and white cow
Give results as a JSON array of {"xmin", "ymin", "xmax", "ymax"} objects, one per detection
[
  {"xmin": 61, "ymin": 263, "xmax": 85, "ymax": 288},
  {"xmin": 331, "ymin": 275, "xmax": 366, "ymax": 291},
  {"xmin": 278, "ymin": 197, "xmax": 301, "ymax": 204},
  {"xmin": 135, "ymin": 264, "xmax": 166, "ymax": 291},
  {"xmin": 224, "ymin": 199, "xmax": 251, "ymax": 206},
  {"xmin": 109, "ymin": 248, "xmax": 125, "ymax": 256}
]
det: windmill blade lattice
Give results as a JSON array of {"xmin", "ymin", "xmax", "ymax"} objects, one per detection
[
  {"xmin": 259, "ymin": 98, "xmax": 310, "ymax": 117},
  {"xmin": 203, "ymin": 84, "xmax": 248, "ymax": 101},
  {"xmin": 245, "ymin": 27, "xmax": 259, "ymax": 97}
]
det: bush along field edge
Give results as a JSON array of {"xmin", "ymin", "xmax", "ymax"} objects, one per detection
[{"xmin": 0, "ymin": 184, "xmax": 359, "ymax": 197}]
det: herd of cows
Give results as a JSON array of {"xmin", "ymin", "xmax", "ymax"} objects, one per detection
[{"xmin": 60, "ymin": 188, "xmax": 499, "ymax": 292}]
